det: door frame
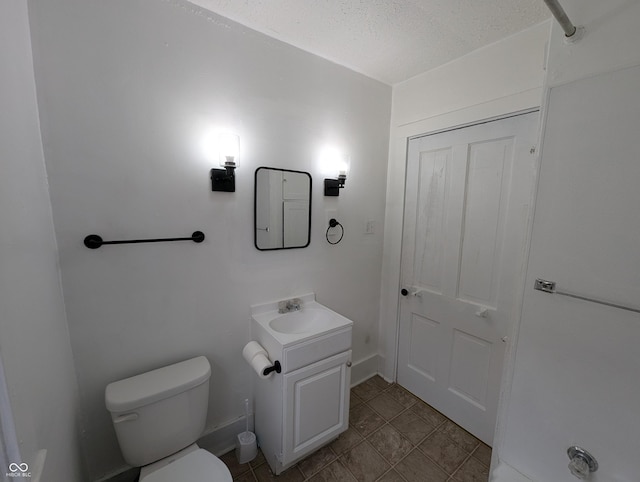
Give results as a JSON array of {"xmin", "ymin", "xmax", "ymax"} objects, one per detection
[
  {"xmin": 391, "ymin": 107, "xmax": 542, "ymax": 396},
  {"xmin": 406, "ymin": 108, "xmax": 540, "ymax": 145}
]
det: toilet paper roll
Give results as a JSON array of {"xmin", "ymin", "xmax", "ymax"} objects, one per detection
[
  {"xmin": 242, "ymin": 341, "xmax": 268, "ymax": 363},
  {"xmin": 252, "ymin": 353, "xmax": 274, "ymax": 379},
  {"xmin": 242, "ymin": 341, "xmax": 273, "ymax": 379}
]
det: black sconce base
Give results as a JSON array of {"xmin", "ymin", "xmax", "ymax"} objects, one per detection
[
  {"xmin": 211, "ymin": 167, "xmax": 236, "ymax": 192},
  {"xmin": 324, "ymin": 178, "xmax": 340, "ymax": 196}
]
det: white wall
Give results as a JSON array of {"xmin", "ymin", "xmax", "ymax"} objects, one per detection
[
  {"xmin": 379, "ymin": 21, "xmax": 550, "ymax": 380},
  {"xmin": 27, "ymin": 0, "xmax": 391, "ymax": 479},
  {"xmin": 494, "ymin": 1, "xmax": 640, "ymax": 481},
  {"xmin": 0, "ymin": 1, "xmax": 82, "ymax": 480}
]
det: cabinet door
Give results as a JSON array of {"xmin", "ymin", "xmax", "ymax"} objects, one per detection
[{"xmin": 282, "ymin": 350, "xmax": 351, "ymax": 466}]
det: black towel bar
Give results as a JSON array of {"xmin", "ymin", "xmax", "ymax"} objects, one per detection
[{"xmin": 84, "ymin": 231, "xmax": 205, "ymax": 249}]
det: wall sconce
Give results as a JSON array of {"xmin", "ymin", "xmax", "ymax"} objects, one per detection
[
  {"xmin": 210, "ymin": 133, "xmax": 240, "ymax": 192},
  {"xmin": 322, "ymin": 150, "xmax": 350, "ymax": 197}
]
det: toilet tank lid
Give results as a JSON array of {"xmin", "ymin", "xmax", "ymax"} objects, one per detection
[{"xmin": 105, "ymin": 356, "xmax": 211, "ymax": 412}]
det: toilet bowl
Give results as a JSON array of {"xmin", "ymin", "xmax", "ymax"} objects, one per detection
[
  {"xmin": 139, "ymin": 444, "xmax": 230, "ymax": 482},
  {"xmin": 105, "ymin": 356, "xmax": 232, "ymax": 481}
]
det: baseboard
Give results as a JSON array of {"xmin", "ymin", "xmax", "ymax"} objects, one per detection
[
  {"xmin": 376, "ymin": 355, "xmax": 395, "ymax": 383},
  {"xmin": 491, "ymin": 460, "xmax": 534, "ymax": 482},
  {"xmin": 350, "ymin": 354, "xmax": 381, "ymax": 386}
]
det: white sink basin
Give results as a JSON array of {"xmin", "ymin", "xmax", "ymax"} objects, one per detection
[
  {"xmin": 269, "ymin": 308, "xmax": 335, "ymax": 334},
  {"xmin": 251, "ymin": 295, "xmax": 353, "ymax": 347}
]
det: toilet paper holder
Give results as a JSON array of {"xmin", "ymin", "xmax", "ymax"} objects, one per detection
[
  {"xmin": 263, "ymin": 360, "xmax": 281, "ymax": 376},
  {"xmin": 243, "ymin": 341, "xmax": 281, "ymax": 378}
]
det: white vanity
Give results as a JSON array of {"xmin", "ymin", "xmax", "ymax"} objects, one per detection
[{"xmin": 250, "ymin": 293, "xmax": 353, "ymax": 474}]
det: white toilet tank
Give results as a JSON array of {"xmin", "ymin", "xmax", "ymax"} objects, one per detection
[{"xmin": 105, "ymin": 356, "xmax": 211, "ymax": 467}]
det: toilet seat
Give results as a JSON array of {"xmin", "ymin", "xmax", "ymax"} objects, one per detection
[{"xmin": 141, "ymin": 448, "xmax": 232, "ymax": 482}]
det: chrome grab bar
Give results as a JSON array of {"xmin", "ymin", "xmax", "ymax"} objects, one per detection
[{"xmin": 534, "ymin": 279, "xmax": 640, "ymax": 315}]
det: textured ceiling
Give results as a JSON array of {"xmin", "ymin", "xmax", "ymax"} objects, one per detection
[{"xmin": 187, "ymin": 0, "xmax": 550, "ymax": 85}]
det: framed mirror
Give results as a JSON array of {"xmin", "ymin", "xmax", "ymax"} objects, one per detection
[{"xmin": 254, "ymin": 167, "xmax": 312, "ymax": 250}]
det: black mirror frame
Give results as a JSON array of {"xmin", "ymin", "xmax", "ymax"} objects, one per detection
[{"xmin": 254, "ymin": 167, "xmax": 312, "ymax": 251}]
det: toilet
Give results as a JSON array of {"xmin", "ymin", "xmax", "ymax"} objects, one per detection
[{"xmin": 105, "ymin": 356, "xmax": 232, "ymax": 481}]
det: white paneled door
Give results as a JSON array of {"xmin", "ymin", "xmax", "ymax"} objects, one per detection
[{"xmin": 397, "ymin": 112, "xmax": 539, "ymax": 445}]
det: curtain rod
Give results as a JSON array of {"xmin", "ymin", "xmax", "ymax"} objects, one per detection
[{"xmin": 543, "ymin": 0, "xmax": 577, "ymax": 37}]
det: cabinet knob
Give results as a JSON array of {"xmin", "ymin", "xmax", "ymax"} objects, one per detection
[{"xmin": 346, "ymin": 361, "xmax": 352, "ymax": 367}]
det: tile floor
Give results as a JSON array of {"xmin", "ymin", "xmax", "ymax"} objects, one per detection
[{"xmin": 220, "ymin": 376, "xmax": 491, "ymax": 482}]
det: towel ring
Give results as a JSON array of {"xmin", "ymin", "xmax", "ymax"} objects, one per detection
[{"xmin": 326, "ymin": 218, "xmax": 344, "ymax": 245}]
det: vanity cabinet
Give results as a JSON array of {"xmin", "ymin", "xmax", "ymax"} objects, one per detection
[
  {"xmin": 250, "ymin": 296, "xmax": 353, "ymax": 475},
  {"xmin": 283, "ymin": 350, "xmax": 351, "ymax": 466}
]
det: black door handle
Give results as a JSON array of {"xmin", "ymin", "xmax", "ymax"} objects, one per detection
[{"xmin": 400, "ymin": 288, "xmax": 409, "ymax": 296}]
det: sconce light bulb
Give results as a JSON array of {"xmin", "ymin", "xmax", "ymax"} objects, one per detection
[{"xmin": 218, "ymin": 133, "xmax": 240, "ymax": 168}]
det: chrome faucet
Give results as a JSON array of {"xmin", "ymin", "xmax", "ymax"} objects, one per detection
[{"xmin": 278, "ymin": 298, "xmax": 302, "ymax": 313}]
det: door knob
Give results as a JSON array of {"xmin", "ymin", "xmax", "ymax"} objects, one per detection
[
  {"xmin": 401, "ymin": 287, "xmax": 426, "ymax": 298},
  {"xmin": 475, "ymin": 307, "xmax": 489, "ymax": 318}
]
